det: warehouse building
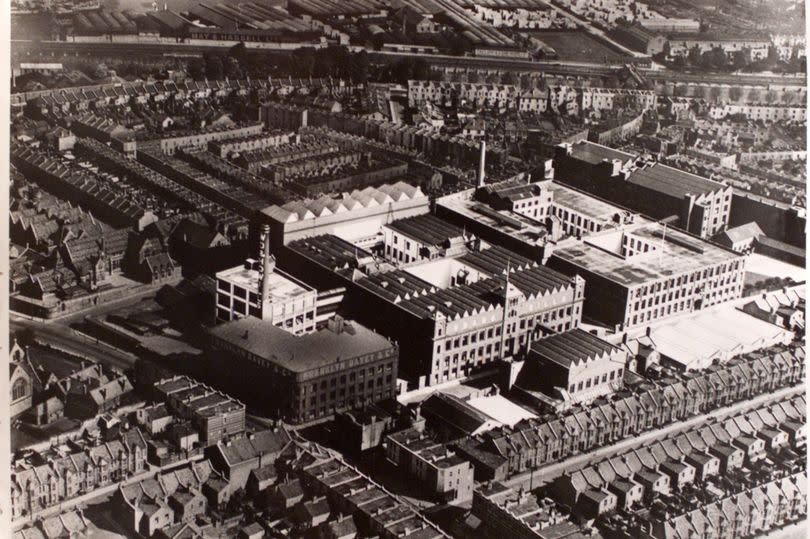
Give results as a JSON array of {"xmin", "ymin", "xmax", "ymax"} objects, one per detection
[
  {"xmin": 436, "ymin": 177, "xmax": 640, "ymax": 263},
  {"xmin": 516, "ymin": 329, "xmax": 627, "ymax": 404},
  {"xmin": 553, "ymin": 141, "xmax": 732, "ymax": 238},
  {"xmin": 208, "ymin": 315, "xmax": 398, "ymax": 423},
  {"xmin": 548, "ymin": 221, "xmax": 745, "ymax": 329},
  {"xmin": 381, "ymin": 214, "xmax": 471, "ymax": 264},
  {"xmin": 385, "ymin": 428, "xmax": 475, "ymax": 504},
  {"xmin": 261, "ymin": 181, "xmax": 429, "ymax": 249}
]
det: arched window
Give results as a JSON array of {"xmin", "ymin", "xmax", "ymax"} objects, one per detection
[{"xmin": 12, "ymin": 378, "xmax": 28, "ymax": 401}]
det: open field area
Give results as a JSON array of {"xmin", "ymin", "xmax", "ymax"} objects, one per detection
[{"xmin": 522, "ymin": 30, "xmax": 633, "ymax": 63}]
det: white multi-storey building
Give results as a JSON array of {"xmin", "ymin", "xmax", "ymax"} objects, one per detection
[{"xmin": 215, "ymin": 257, "xmax": 318, "ymax": 335}]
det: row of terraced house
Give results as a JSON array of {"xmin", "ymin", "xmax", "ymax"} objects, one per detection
[
  {"xmin": 407, "ymin": 81, "xmax": 657, "ymax": 114},
  {"xmin": 11, "ymin": 428, "xmax": 149, "ymax": 521},
  {"xmin": 550, "ymin": 394, "xmax": 806, "ymax": 516},
  {"xmin": 455, "ymin": 343, "xmax": 805, "ymax": 481},
  {"xmin": 17, "ymin": 77, "xmax": 343, "ymax": 116}
]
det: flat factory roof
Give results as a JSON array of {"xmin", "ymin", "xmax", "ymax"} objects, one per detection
[
  {"xmin": 628, "ymin": 163, "xmax": 727, "ymax": 199},
  {"xmin": 568, "ymin": 141, "xmax": 635, "ymax": 166},
  {"xmin": 551, "ymin": 223, "xmax": 741, "ymax": 287},
  {"xmin": 209, "ymin": 317, "xmax": 395, "ymax": 373},
  {"xmin": 438, "ymin": 190, "xmax": 550, "ymax": 246},
  {"xmin": 216, "ymin": 264, "xmax": 313, "ymax": 303},
  {"xmin": 547, "ymin": 181, "xmax": 628, "ymax": 220}
]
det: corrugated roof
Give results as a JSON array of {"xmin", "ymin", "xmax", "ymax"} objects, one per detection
[
  {"xmin": 387, "ymin": 214, "xmax": 464, "ymax": 247},
  {"xmin": 530, "ymin": 329, "xmax": 618, "ymax": 368}
]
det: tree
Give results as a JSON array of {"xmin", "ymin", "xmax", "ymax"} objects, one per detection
[
  {"xmin": 228, "ymin": 42, "xmax": 263, "ymax": 77},
  {"xmin": 536, "ymin": 76, "xmax": 548, "ymax": 92},
  {"xmin": 14, "ymin": 328, "xmax": 36, "ymax": 347},
  {"xmin": 747, "ymin": 88, "xmax": 761, "ymax": 102},
  {"xmin": 229, "ymin": 42, "xmax": 248, "ymax": 65},
  {"xmin": 292, "ymin": 48, "xmax": 316, "ymax": 78},
  {"xmin": 204, "ymin": 53, "xmax": 224, "ymax": 80},
  {"xmin": 764, "ymin": 45, "xmax": 779, "ymax": 68},
  {"xmin": 702, "ymin": 46, "xmax": 727, "ymax": 70},
  {"xmin": 763, "ymin": 90, "xmax": 778, "ymax": 104},
  {"xmin": 692, "ymin": 85, "xmax": 708, "ymax": 99},
  {"xmin": 728, "ymin": 86, "xmax": 743, "ymax": 102},
  {"xmin": 732, "ymin": 47, "xmax": 751, "ymax": 70},
  {"xmin": 187, "ymin": 57, "xmax": 205, "ymax": 80},
  {"xmin": 350, "ymin": 50, "xmax": 370, "ymax": 84},
  {"xmin": 501, "ymin": 71, "xmax": 518, "ymax": 86},
  {"xmin": 224, "ymin": 57, "xmax": 242, "ymax": 80},
  {"xmin": 687, "ymin": 45, "xmax": 702, "ymax": 66},
  {"xmin": 709, "ymin": 86, "xmax": 723, "ymax": 102},
  {"xmin": 412, "ymin": 59, "xmax": 433, "ymax": 81},
  {"xmin": 603, "ymin": 74, "xmax": 620, "ymax": 88}
]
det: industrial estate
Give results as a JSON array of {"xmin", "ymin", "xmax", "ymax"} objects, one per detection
[{"xmin": 6, "ymin": 0, "xmax": 807, "ymax": 538}]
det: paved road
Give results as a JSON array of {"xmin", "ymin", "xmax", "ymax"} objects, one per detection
[
  {"xmin": 10, "ymin": 317, "xmax": 137, "ymax": 370},
  {"xmin": 764, "ymin": 520, "xmax": 808, "ymax": 539},
  {"xmin": 503, "ymin": 384, "xmax": 804, "ymax": 491}
]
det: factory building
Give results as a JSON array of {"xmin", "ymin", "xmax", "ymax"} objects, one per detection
[
  {"xmin": 280, "ymin": 234, "xmax": 585, "ymax": 388},
  {"xmin": 215, "ymin": 226, "xmax": 317, "ymax": 334},
  {"xmin": 548, "ymin": 221, "xmax": 745, "ymax": 329},
  {"xmin": 208, "ymin": 315, "xmax": 398, "ymax": 423},
  {"xmin": 553, "ymin": 141, "xmax": 732, "ymax": 239}
]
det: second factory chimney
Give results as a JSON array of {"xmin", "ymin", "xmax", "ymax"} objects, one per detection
[
  {"xmin": 259, "ymin": 224, "xmax": 274, "ymax": 310},
  {"xmin": 478, "ymin": 140, "xmax": 486, "ymax": 188}
]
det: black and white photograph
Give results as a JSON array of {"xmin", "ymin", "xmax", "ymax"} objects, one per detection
[{"xmin": 3, "ymin": 0, "xmax": 807, "ymax": 537}]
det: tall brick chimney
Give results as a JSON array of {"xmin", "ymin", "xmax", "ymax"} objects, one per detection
[
  {"xmin": 259, "ymin": 224, "xmax": 272, "ymax": 308},
  {"xmin": 478, "ymin": 140, "xmax": 486, "ymax": 188}
]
